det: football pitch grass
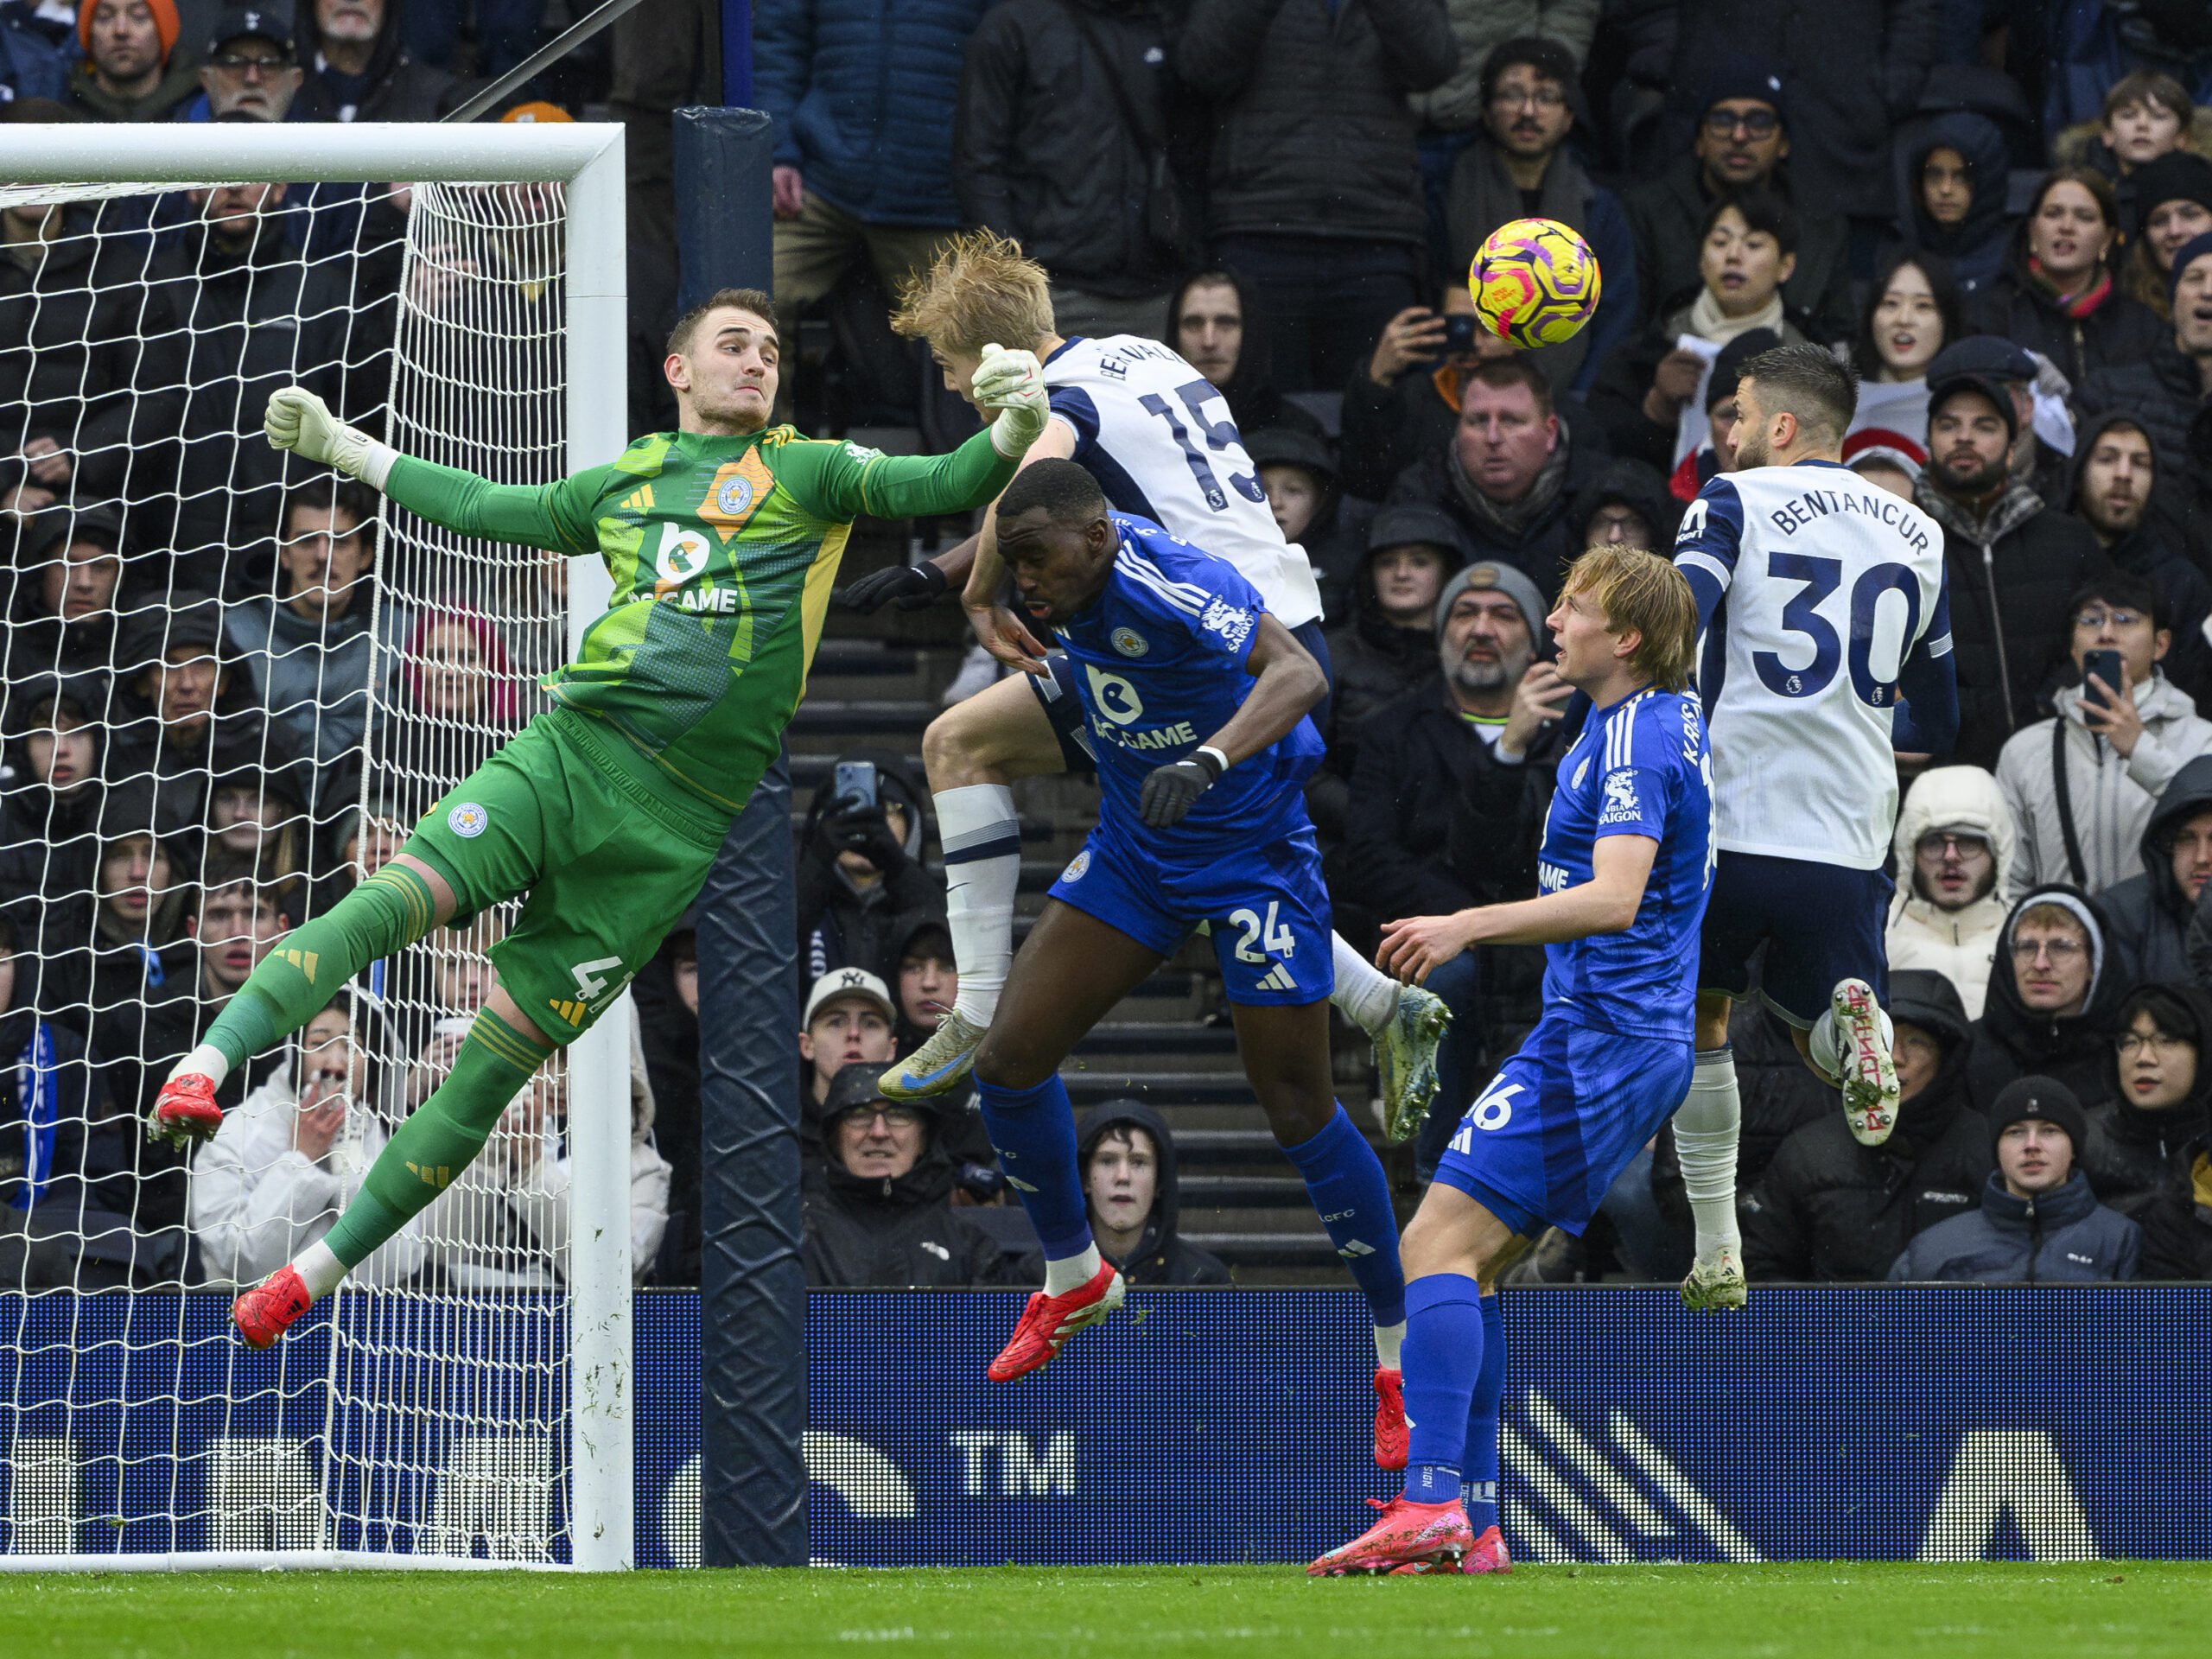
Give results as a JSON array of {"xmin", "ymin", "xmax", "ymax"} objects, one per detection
[{"xmin": 6, "ymin": 1562, "xmax": 2209, "ymax": 1658}]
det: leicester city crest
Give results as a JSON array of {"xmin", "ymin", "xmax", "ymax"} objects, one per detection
[
  {"xmin": 716, "ymin": 475, "xmax": 753, "ymax": 517},
  {"xmin": 1111, "ymin": 626, "xmax": 1148, "ymax": 658},
  {"xmin": 1061, "ymin": 849, "xmax": 1091, "ymax": 883},
  {"xmin": 448, "ymin": 802, "xmax": 489, "ymax": 838}
]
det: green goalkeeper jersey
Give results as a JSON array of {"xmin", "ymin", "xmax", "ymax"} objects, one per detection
[{"xmin": 383, "ymin": 423, "xmax": 1016, "ymax": 816}]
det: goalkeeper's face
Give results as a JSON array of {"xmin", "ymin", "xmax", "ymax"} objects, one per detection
[{"xmin": 666, "ymin": 307, "xmax": 779, "ymax": 435}]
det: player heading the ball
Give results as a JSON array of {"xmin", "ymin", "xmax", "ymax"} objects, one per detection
[{"xmin": 149, "ymin": 288, "xmax": 1052, "ymax": 1349}]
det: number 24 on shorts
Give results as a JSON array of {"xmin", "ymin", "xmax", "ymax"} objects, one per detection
[{"xmin": 1227, "ymin": 902, "xmax": 1296, "ymax": 964}]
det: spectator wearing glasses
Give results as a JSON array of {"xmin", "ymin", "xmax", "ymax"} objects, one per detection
[
  {"xmin": 1619, "ymin": 61, "xmax": 1853, "ymax": 343},
  {"xmin": 1995, "ymin": 575, "xmax": 2212, "ymax": 899},
  {"xmin": 1885, "ymin": 766, "xmax": 2017, "ymax": 1020},
  {"xmin": 2083, "ymin": 982, "xmax": 2212, "ymax": 1221},
  {"xmin": 802, "ymin": 1062, "xmax": 1020, "ymax": 1287},
  {"xmin": 2101, "ymin": 758, "xmax": 2212, "ymax": 986},
  {"xmin": 66, "ymin": 0, "xmax": 202, "ymax": 124},
  {"xmin": 1963, "ymin": 887, "xmax": 2125, "ymax": 1116},
  {"xmin": 175, "ymin": 7, "xmax": 306, "ymax": 123}
]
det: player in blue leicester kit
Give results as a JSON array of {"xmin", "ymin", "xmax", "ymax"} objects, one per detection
[
  {"xmin": 968, "ymin": 460, "xmax": 1412, "ymax": 1468},
  {"xmin": 1309, "ymin": 546, "xmax": 1712, "ymax": 1577}
]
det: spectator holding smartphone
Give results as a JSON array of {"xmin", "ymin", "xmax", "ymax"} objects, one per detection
[{"xmin": 796, "ymin": 748, "xmax": 944, "ymax": 1001}]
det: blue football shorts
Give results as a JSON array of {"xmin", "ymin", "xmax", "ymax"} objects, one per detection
[
  {"xmin": 1047, "ymin": 820, "xmax": 1334, "ymax": 1007},
  {"xmin": 1431, "ymin": 1012, "xmax": 1694, "ymax": 1238},
  {"xmin": 1697, "ymin": 850, "xmax": 1891, "ymax": 1028}
]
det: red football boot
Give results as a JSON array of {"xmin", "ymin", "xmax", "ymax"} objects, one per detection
[
  {"xmin": 986, "ymin": 1259, "xmax": 1124, "ymax": 1381},
  {"xmin": 1373, "ymin": 1367, "xmax": 1408, "ymax": 1470},
  {"xmin": 1308, "ymin": 1497, "xmax": 1474, "ymax": 1577},
  {"xmin": 232, "ymin": 1266, "xmax": 315, "ymax": 1350},
  {"xmin": 150, "ymin": 1072, "xmax": 223, "ymax": 1146},
  {"xmin": 1458, "ymin": 1523, "xmax": 1512, "ymax": 1574}
]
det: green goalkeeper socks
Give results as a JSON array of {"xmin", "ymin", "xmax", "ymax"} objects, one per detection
[
  {"xmin": 200, "ymin": 864, "xmax": 442, "ymax": 1073},
  {"xmin": 324, "ymin": 1003, "xmax": 557, "ymax": 1270}
]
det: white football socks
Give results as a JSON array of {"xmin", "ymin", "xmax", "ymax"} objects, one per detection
[
  {"xmin": 1373, "ymin": 1319, "xmax": 1405, "ymax": 1370},
  {"xmin": 1044, "ymin": 1243, "xmax": 1103, "ymax": 1296},
  {"xmin": 936, "ymin": 783, "xmax": 1022, "ymax": 1027},
  {"xmin": 174, "ymin": 1044, "xmax": 231, "ymax": 1089},
  {"xmin": 1332, "ymin": 933, "xmax": 1400, "ymax": 1036},
  {"xmin": 1674, "ymin": 1048, "xmax": 1742, "ymax": 1257},
  {"xmin": 291, "ymin": 1239, "xmax": 346, "ymax": 1300}
]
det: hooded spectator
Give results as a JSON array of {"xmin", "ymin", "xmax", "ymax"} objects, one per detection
[
  {"xmin": 0, "ymin": 194, "xmax": 181, "ymax": 514},
  {"xmin": 2101, "ymin": 757, "xmax": 2212, "ymax": 983},
  {"xmin": 1590, "ymin": 191, "xmax": 1813, "ymax": 476},
  {"xmin": 2082, "ymin": 982, "xmax": 2212, "ymax": 1220},
  {"xmin": 1915, "ymin": 372, "xmax": 2103, "ymax": 770},
  {"xmin": 632, "ymin": 911, "xmax": 700, "ymax": 1284},
  {"xmin": 2120, "ymin": 151, "xmax": 2212, "ymax": 319},
  {"xmin": 176, "ymin": 6, "xmax": 307, "ymax": 123},
  {"xmin": 797, "ymin": 748, "xmax": 943, "ymax": 999},
  {"xmin": 1963, "ymin": 886, "xmax": 2126, "ymax": 1115},
  {"xmin": 1166, "ymin": 268, "xmax": 1327, "ymax": 444},
  {"xmin": 1620, "ymin": 60, "xmax": 1855, "ymax": 341},
  {"xmin": 2075, "ymin": 233, "xmax": 2212, "ymax": 493},
  {"xmin": 5, "ymin": 505, "xmax": 131, "ymax": 680},
  {"xmin": 187, "ymin": 984, "xmax": 423, "ymax": 1287},
  {"xmin": 1324, "ymin": 504, "xmax": 1469, "ymax": 738},
  {"xmin": 2138, "ymin": 1123, "xmax": 2212, "ymax": 1277},
  {"xmin": 1076, "ymin": 1100, "xmax": 1229, "ymax": 1286},
  {"xmin": 294, "ymin": 0, "xmax": 457, "ymax": 122},
  {"xmin": 802, "ymin": 1062, "xmax": 1017, "ymax": 1287},
  {"xmin": 1888, "ymin": 111, "xmax": 2012, "ymax": 298},
  {"xmin": 0, "ymin": 672, "xmax": 107, "ymax": 954},
  {"xmin": 1247, "ymin": 426, "xmax": 1371, "ymax": 624},
  {"xmin": 66, "ymin": 0, "xmax": 200, "ymax": 123},
  {"xmin": 956, "ymin": 0, "xmax": 1193, "ymax": 342},
  {"xmin": 2065, "ymin": 412, "xmax": 2212, "ymax": 707},
  {"xmin": 226, "ymin": 479, "xmax": 410, "ymax": 764},
  {"xmin": 1742, "ymin": 969, "xmax": 1991, "ymax": 1281},
  {"xmin": 1176, "ymin": 0, "xmax": 1458, "ymax": 391},
  {"xmin": 1995, "ymin": 575, "xmax": 2212, "ymax": 899},
  {"xmin": 1566, "ymin": 458, "xmax": 1676, "ymax": 554},
  {"xmin": 1886, "ymin": 766, "xmax": 2017, "ymax": 1019},
  {"xmin": 1439, "ymin": 35, "xmax": 1637, "ymax": 397},
  {"xmin": 1383, "ymin": 355, "xmax": 1601, "ymax": 598},
  {"xmin": 1971, "ymin": 168, "xmax": 2167, "ymax": 392},
  {"xmin": 1340, "ymin": 280, "xmax": 1515, "ymax": 504},
  {"xmin": 1844, "ymin": 251, "xmax": 1963, "ymax": 471},
  {"xmin": 1888, "ymin": 1075, "xmax": 2140, "ymax": 1282}
]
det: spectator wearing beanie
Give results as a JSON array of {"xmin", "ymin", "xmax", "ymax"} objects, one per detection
[
  {"xmin": 67, "ymin": 0, "xmax": 200, "ymax": 123},
  {"xmin": 1075, "ymin": 1100, "xmax": 1229, "ymax": 1287},
  {"xmin": 1970, "ymin": 168, "xmax": 2166, "ymax": 394},
  {"xmin": 1565, "ymin": 457, "xmax": 1676, "ymax": 553},
  {"xmin": 2075, "ymin": 232, "xmax": 2212, "ymax": 489},
  {"xmin": 2120, "ymin": 152, "xmax": 2212, "ymax": 320},
  {"xmin": 1742, "ymin": 969, "xmax": 1991, "ymax": 1281},
  {"xmin": 2082, "ymin": 982, "xmax": 2212, "ymax": 1220},
  {"xmin": 1885, "ymin": 766, "xmax": 2017, "ymax": 1020},
  {"xmin": 2101, "ymin": 757, "xmax": 2212, "ymax": 984},
  {"xmin": 1888, "ymin": 1075, "xmax": 2140, "ymax": 1282},
  {"xmin": 1962, "ymin": 886, "xmax": 2126, "ymax": 1116}
]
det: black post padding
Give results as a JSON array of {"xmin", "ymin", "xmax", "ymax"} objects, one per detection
[
  {"xmin": 696, "ymin": 746, "xmax": 805, "ymax": 1567},
  {"xmin": 671, "ymin": 106, "xmax": 775, "ymax": 311}
]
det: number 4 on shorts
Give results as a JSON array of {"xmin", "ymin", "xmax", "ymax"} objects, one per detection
[{"xmin": 570, "ymin": 956, "xmax": 625, "ymax": 1001}]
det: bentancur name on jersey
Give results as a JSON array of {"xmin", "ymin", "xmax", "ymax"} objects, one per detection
[{"xmin": 1745, "ymin": 480, "xmax": 1936, "ymax": 555}]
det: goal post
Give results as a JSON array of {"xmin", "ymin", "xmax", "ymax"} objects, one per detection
[{"xmin": 0, "ymin": 122, "xmax": 632, "ymax": 1572}]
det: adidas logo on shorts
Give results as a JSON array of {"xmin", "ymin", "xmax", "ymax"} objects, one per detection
[{"xmin": 1255, "ymin": 962, "xmax": 1298, "ymax": 993}]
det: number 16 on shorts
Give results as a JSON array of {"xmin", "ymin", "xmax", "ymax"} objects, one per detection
[{"xmin": 1448, "ymin": 1077, "xmax": 1521, "ymax": 1152}]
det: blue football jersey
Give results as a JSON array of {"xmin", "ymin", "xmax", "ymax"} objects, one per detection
[
  {"xmin": 1535, "ymin": 685, "xmax": 1715, "ymax": 1041},
  {"xmin": 1058, "ymin": 513, "xmax": 1325, "ymax": 861}
]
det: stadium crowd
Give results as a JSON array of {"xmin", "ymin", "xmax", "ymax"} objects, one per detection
[{"xmin": 3, "ymin": 1, "xmax": 2212, "ymax": 1293}]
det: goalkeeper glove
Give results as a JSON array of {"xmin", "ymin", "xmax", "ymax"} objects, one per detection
[
  {"xmin": 837, "ymin": 560, "xmax": 950, "ymax": 614},
  {"xmin": 1139, "ymin": 748, "xmax": 1225, "ymax": 829},
  {"xmin": 973, "ymin": 342, "xmax": 1049, "ymax": 459},
  {"xmin": 264, "ymin": 386, "xmax": 397, "ymax": 489}
]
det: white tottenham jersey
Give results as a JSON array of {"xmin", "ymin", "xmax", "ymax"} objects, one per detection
[
  {"xmin": 1043, "ymin": 334, "xmax": 1324, "ymax": 629},
  {"xmin": 1673, "ymin": 459, "xmax": 1952, "ymax": 870}
]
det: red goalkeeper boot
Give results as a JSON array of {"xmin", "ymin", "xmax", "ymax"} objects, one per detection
[
  {"xmin": 1457, "ymin": 1523, "xmax": 1512, "ymax": 1574},
  {"xmin": 232, "ymin": 1266, "xmax": 314, "ymax": 1351},
  {"xmin": 1373, "ymin": 1367, "xmax": 1408, "ymax": 1471},
  {"xmin": 987, "ymin": 1259, "xmax": 1124, "ymax": 1381},
  {"xmin": 1308, "ymin": 1497, "xmax": 1474, "ymax": 1577},
  {"xmin": 150, "ymin": 1072, "xmax": 223, "ymax": 1146}
]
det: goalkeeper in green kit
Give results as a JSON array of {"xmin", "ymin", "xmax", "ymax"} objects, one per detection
[{"xmin": 150, "ymin": 288, "xmax": 1052, "ymax": 1347}]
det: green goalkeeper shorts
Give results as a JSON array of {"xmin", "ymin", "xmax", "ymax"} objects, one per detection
[{"xmin": 402, "ymin": 708, "xmax": 731, "ymax": 1044}]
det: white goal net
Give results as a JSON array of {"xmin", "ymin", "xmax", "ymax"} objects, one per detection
[{"xmin": 0, "ymin": 124, "xmax": 632, "ymax": 1570}]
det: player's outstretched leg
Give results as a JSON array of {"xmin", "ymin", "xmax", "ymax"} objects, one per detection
[
  {"xmin": 1232, "ymin": 998, "xmax": 1408, "ymax": 1467},
  {"xmin": 152, "ymin": 861, "xmax": 448, "ymax": 1145},
  {"xmin": 232, "ymin": 991, "xmax": 557, "ymax": 1346},
  {"xmin": 969, "ymin": 901, "xmax": 1164, "ymax": 1378},
  {"xmin": 1812, "ymin": 977, "xmax": 1899, "ymax": 1146},
  {"xmin": 1675, "ymin": 1009, "xmax": 1747, "ymax": 1309},
  {"xmin": 1331, "ymin": 935, "xmax": 1450, "ymax": 1142}
]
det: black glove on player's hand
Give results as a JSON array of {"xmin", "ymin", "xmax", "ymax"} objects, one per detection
[
  {"xmin": 836, "ymin": 561, "xmax": 949, "ymax": 614},
  {"xmin": 1138, "ymin": 751, "xmax": 1224, "ymax": 828}
]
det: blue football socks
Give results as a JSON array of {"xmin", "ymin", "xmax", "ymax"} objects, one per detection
[
  {"xmin": 976, "ymin": 1072, "xmax": 1093, "ymax": 1259},
  {"xmin": 1401, "ymin": 1272, "xmax": 1484, "ymax": 1504},
  {"xmin": 1282, "ymin": 1105, "xmax": 1406, "ymax": 1326},
  {"xmin": 1462, "ymin": 1294, "xmax": 1503, "ymax": 1532}
]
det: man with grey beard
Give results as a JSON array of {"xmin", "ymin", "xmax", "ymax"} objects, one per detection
[{"xmin": 1337, "ymin": 560, "xmax": 1571, "ymax": 1176}]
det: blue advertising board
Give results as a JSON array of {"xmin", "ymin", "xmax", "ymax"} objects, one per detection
[{"xmin": 3, "ymin": 1288, "xmax": 2208, "ymax": 1566}]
